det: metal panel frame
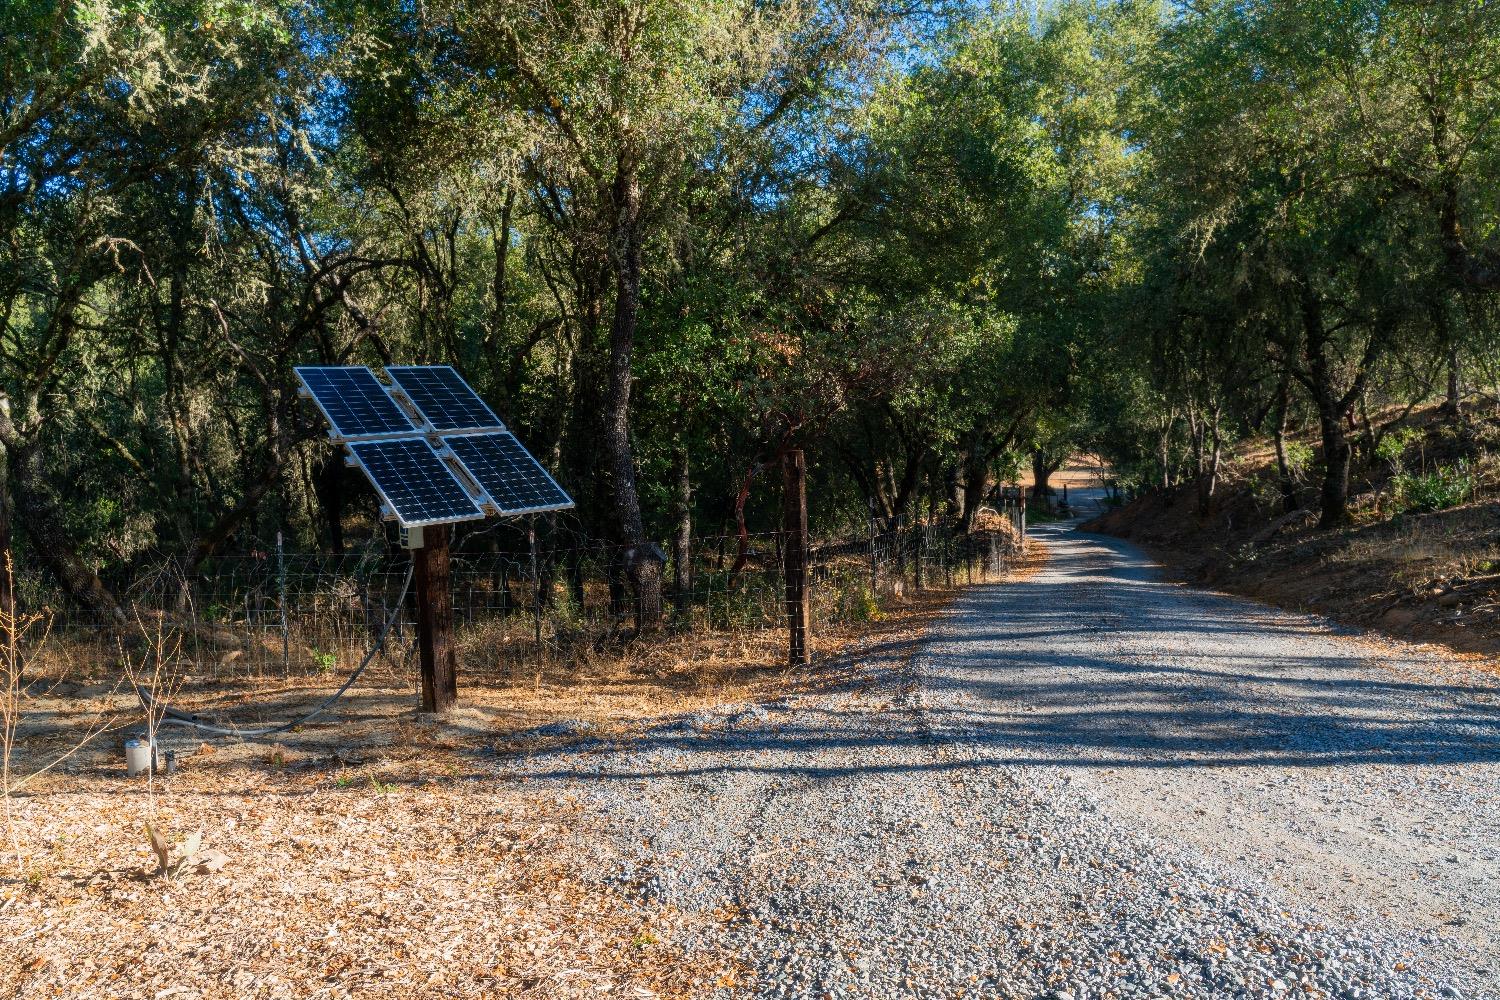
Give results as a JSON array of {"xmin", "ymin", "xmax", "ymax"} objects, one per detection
[
  {"xmin": 384, "ymin": 365, "xmax": 506, "ymax": 435},
  {"xmin": 346, "ymin": 435, "xmax": 487, "ymax": 528},
  {"xmin": 441, "ymin": 431, "xmax": 575, "ymax": 516},
  {"xmin": 293, "ymin": 365, "xmax": 416, "ymax": 441}
]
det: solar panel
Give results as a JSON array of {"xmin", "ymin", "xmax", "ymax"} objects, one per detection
[
  {"xmin": 385, "ymin": 365, "xmax": 505, "ymax": 433},
  {"xmin": 444, "ymin": 432, "xmax": 574, "ymax": 514},
  {"xmin": 347, "ymin": 437, "xmax": 485, "ymax": 527},
  {"xmin": 295, "ymin": 366, "xmax": 416, "ymax": 439}
]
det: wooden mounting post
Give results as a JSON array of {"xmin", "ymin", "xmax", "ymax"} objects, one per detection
[
  {"xmin": 413, "ymin": 523, "xmax": 458, "ymax": 714},
  {"xmin": 783, "ymin": 449, "xmax": 811, "ymax": 668},
  {"xmin": 529, "ymin": 518, "xmax": 542, "ymax": 647}
]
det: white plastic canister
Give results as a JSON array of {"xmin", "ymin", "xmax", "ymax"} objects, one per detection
[{"xmin": 125, "ymin": 739, "xmax": 152, "ymax": 777}]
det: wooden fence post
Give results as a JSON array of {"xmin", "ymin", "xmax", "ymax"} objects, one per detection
[
  {"xmin": 0, "ymin": 398, "xmax": 12, "ymax": 637},
  {"xmin": 893, "ymin": 515, "xmax": 906, "ymax": 593},
  {"xmin": 783, "ymin": 449, "xmax": 810, "ymax": 667},
  {"xmin": 529, "ymin": 518, "xmax": 542, "ymax": 647},
  {"xmin": 944, "ymin": 527, "xmax": 953, "ymax": 588},
  {"xmin": 915, "ymin": 524, "xmax": 925, "ymax": 592},
  {"xmin": 413, "ymin": 523, "xmax": 458, "ymax": 714},
  {"xmin": 276, "ymin": 529, "xmax": 289, "ymax": 675}
]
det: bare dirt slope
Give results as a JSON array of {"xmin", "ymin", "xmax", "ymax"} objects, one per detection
[
  {"xmin": 1083, "ymin": 409, "xmax": 1500, "ymax": 659},
  {"xmin": 1084, "ymin": 484, "xmax": 1500, "ymax": 659}
]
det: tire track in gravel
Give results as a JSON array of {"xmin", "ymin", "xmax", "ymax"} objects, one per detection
[
  {"xmin": 938, "ymin": 518, "xmax": 1500, "ymax": 978},
  {"xmin": 511, "ymin": 512, "xmax": 1500, "ymax": 1000}
]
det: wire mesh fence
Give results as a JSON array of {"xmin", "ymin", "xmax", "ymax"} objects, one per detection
[{"xmin": 16, "ymin": 515, "xmax": 1026, "ymax": 685}]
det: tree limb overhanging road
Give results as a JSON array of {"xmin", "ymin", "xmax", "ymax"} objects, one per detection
[{"xmin": 517, "ymin": 497, "xmax": 1500, "ymax": 1000}]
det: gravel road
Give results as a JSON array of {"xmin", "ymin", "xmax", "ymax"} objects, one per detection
[{"xmin": 515, "ymin": 508, "xmax": 1500, "ymax": 1000}]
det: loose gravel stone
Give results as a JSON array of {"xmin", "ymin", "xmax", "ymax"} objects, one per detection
[{"xmin": 509, "ymin": 492, "xmax": 1500, "ymax": 999}]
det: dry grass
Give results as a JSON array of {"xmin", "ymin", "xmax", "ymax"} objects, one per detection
[
  {"xmin": 2, "ymin": 741, "xmax": 739, "ymax": 1000},
  {"xmin": 1021, "ymin": 456, "xmax": 1111, "ymax": 490},
  {"xmin": 1329, "ymin": 512, "xmax": 1500, "ymax": 590},
  {"xmin": 0, "ymin": 546, "xmax": 1039, "ymax": 999}
]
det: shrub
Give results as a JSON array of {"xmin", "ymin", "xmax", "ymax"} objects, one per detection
[
  {"xmin": 1283, "ymin": 440, "xmax": 1314, "ymax": 478},
  {"xmin": 706, "ymin": 574, "xmax": 779, "ymax": 630},
  {"xmin": 846, "ymin": 585, "xmax": 881, "ymax": 623},
  {"xmin": 1375, "ymin": 426, "xmax": 1422, "ymax": 471},
  {"xmin": 1391, "ymin": 461, "xmax": 1475, "ymax": 514}
]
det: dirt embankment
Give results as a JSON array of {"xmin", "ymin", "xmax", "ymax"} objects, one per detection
[{"xmin": 1084, "ymin": 408, "xmax": 1500, "ymax": 660}]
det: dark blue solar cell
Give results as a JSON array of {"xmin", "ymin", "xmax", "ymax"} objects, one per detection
[
  {"xmin": 385, "ymin": 366, "xmax": 505, "ymax": 433},
  {"xmin": 444, "ymin": 432, "xmax": 573, "ymax": 515},
  {"xmin": 294, "ymin": 366, "xmax": 415, "ymax": 439},
  {"xmin": 347, "ymin": 438, "xmax": 484, "ymax": 526}
]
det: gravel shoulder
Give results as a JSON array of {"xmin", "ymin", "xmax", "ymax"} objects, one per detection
[{"xmin": 514, "ymin": 516, "xmax": 1500, "ymax": 1000}]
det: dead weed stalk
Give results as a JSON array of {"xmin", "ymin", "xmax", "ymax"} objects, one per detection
[{"xmin": 119, "ymin": 607, "xmax": 188, "ymax": 820}]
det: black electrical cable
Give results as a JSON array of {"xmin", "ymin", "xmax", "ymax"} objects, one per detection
[{"xmin": 135, "ymin": 564, "xmax": 413, "ymax": 739}]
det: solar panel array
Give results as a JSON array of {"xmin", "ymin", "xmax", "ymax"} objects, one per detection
[
  {"xmin": 294, "ymin": 366, "xmax": 415, "ymax": 439},
  {"xmin": 445, "ymin": 432, "xmax": 573, "ymax": 514},
  {"xmin": 386, "ymin": 366, "xmax": 505, "ymax": 433},
  {"xmin": 295, "ymin": 364, "xmax": 573, "ymax": 528}
]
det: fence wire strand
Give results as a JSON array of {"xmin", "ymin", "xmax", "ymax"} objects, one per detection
[{"xmin": 17, "ymin": 514, "xmax": 1026, "ymax": 685}]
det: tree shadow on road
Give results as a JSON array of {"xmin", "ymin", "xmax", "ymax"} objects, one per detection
[{"xmin": 509, "ymin": 526, "xmax": 1500, "ymax": 782}]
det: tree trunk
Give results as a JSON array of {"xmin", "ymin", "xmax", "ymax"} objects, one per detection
[
  {"xmin": 8, "ymin": 445, "xmax": 122, "ymax": 618},
  {"xmin": 1316, "ymin": 410, "xmax": 1351, "ymax": 529},
  {"xmin": 886, "ymin": 444, "xmax": 928, "ymax": 531},
  {"xmin": 943, "ymin": 465, "xmax": 961, "ymax": 519},
  {"xmin": 671, "ymin": 445, "xmax": 691, "ymax": 624},
  {"xmin": 1197, "ymin": 405, "xmax": 1223, "ymax": 517},
  {"xmin": 1271, "ymin": 377, "xmax": 1299, "ymax": 514},
  {"xmin": 1296, "ymin": 286, "xmax": 1357, "ymax": 529},
  {"xmin": 491, "ymin": 189, "xmax": 514, "ymax": 342},
  {"xmin": 1158, "ymin": 419, "xmax": 1172, "ymax": 491},
  {"xmin": 604, "ymin": 160, "xmax": 661, "ymax": 626},
  {"xmin": 487, "ymin": 187, "xmax": 518, "ymax": 392},
  {"xmin": 728, "ymin": 458, "xmax": 764, "ymax": 582},
  {"xmin": 960, "ymin": 456, "xmax": 989, "ymax": 531},
  {"xmin": 782, "ymin": 449, "xmax": 809, "ymax": 667},
  {"xmin": 1187, "ymin": 407, "xmax": 1204, "ymax": 480},
  {"xmin": 0, "ymin": 433, "xmax": 12, "ymax": 623},
  {"xmin": 1447, "ymin": 343, "xmax": 1461, "ymax": 417},
  {"xmin": 1031, "ymin": 450, "xmax": 1059, "ymax": 498}
]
